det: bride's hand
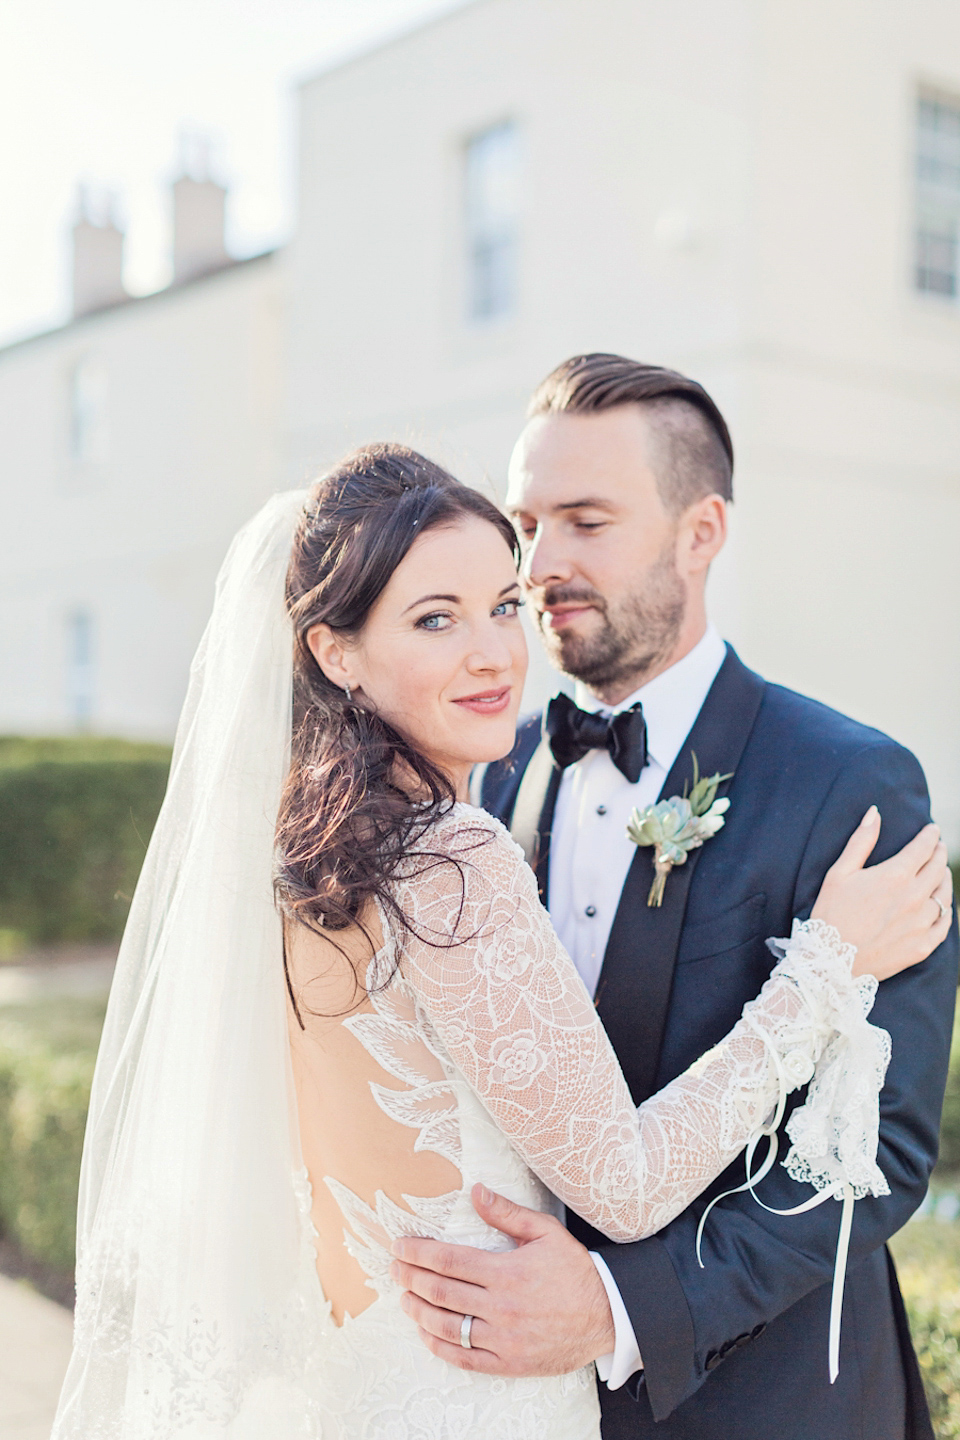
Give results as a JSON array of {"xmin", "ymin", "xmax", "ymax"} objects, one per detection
[{"xmin": 811, "ymin": 807, "xmax": 953, "ymax": 980}]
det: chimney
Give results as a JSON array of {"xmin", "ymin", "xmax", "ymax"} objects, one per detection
[
  {"xmin": 72, "ymin": 188, "xmax": 128, "ymax": 318},
  {"xmin": 172, "ymin": 139, "xmax": 230, "ymax": 284}
]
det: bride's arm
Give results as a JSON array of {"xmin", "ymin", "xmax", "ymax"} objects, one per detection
[{"xmin": 396, "ymin": 808, "xmax": 948, "ymax": 1243}]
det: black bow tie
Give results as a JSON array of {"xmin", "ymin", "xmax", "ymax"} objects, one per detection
[{"xmin": 545, "ymin": 692, "xmax": 649, "ymax": 784}]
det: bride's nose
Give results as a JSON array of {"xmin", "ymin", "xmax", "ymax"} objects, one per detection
[{"xmin": 465, "ymin": 625, "xmax": 513, "ymax": 675}]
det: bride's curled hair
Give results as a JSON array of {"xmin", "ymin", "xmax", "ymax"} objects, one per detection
[{"xmin": 275, "ymin": 442, "xmax": 518, "ymax": 983}]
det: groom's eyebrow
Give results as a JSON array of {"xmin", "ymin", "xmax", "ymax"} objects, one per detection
[
  {"xmin": 507, "ymin": 496, "xmax": 617, "ymax": 515},
  {"xmin": 553, "ymin": 497, "xmax": 618, "ymax": 513},
  {"xmin": 403, "ymin": 582, "xmax": 519, "ymax": 615}
]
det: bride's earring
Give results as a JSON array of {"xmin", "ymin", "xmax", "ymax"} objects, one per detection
[{"xmin": 343, "ymin": 683, "xmax": 352, "ymax": 703}]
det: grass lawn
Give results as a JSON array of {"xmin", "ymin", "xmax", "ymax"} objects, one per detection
[
  {"xmin": 0, "ymin": 996, "xmax": 107, "ymax": 1054},
  {"xmin": 0, "ymin": 996, "xmax": 105, "ymax": 1275}
]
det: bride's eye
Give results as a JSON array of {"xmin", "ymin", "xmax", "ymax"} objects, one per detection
[
  {"xmin": 415, "ymin": 611, "xmax": 453, "ymax": 631},
  {"xmin": 493, "ymin": 597, "xmax": 524, "ymax": 618}
]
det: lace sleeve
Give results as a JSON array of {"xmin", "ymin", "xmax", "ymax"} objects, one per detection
[{"xmin": 393, "ymin": 807, "xmax": 889, "ymax": 1244}]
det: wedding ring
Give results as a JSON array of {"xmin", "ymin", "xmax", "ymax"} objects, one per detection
[
  {"xmin": 937, "ymin": 897, "xmax": 951, "ymax": 922},
  {"xmin": 460, "ymin": 1313, "xmax": 474, "ymax": 1349}
]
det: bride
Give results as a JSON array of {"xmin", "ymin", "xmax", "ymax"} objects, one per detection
[{"xmin": 53, "ymin": 444, "xmax": 952, "ymax": 1440}]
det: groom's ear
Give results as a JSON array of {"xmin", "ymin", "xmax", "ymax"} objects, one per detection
[
  {"xmin": 679, "ymin": 494, "xmax": 727, "ymax": 576},
  {"xmin": 306, "ymin": 622, "xmax": 355, "ymax": 691}
]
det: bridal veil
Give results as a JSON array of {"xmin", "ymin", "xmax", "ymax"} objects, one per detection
[{"xmin": 53, "ymin": 490, "xmax": 327, "ymax": 1438}]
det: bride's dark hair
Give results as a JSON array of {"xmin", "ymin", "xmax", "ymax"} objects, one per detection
[{"xmin": 274, "ymin": 442, "xmax": 519, "ymax": 997}]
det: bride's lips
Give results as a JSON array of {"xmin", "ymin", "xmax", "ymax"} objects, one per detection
[{"xmin": 452, "ymin": 686, "xmax": 512, "ymax": 715}]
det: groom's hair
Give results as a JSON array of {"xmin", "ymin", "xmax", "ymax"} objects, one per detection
[{"xmin": 528, "ymin": 353, "xmax": 733, "ymax": 514}]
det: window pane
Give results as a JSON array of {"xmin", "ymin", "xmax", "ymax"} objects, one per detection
[
  {"xmin": 916, "ymin": 94, "xmax": 960, "ymax": 297},
  {"xmin": 70, "ymin": 358, "xmax": 109, "ymax": 463},
  {"xmin": 916, "ymin": 217, "xmax": 956, "ymax": 294},
  {"xmin": 465, "ymin": 122, "xmax": 519, "ymax": 321},
  {"xmin": 66, "ymin": 610, "xmax": 95, "ymax": 729}
]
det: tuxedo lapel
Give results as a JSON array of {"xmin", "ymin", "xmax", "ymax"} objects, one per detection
[
  {"xmin": 509, "ymin": 735, "xmax": 562, "ymax": 905},
  {"xmin": 594, "ymin": 648, "xmax": 766, "ymax": 1104}
]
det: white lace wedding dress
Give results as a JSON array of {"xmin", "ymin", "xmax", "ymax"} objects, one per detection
[{"xmin": 283, "ymin": 803, "xmax": 889, "ymax": 1440}]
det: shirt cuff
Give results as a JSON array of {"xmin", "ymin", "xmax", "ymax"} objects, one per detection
[{"xmin": 589, "ymin": 1251, "xmax": 644, "ymax": 1389}]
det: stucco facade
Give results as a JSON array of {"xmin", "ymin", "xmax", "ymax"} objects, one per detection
[{"xmin": 0, "ymin": 252, "xmax": 281, "ymax": 737}]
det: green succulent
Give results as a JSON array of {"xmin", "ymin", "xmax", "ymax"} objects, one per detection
[{"xmin": 627, "ymin": 753, "xmax": 734, "ymax": 906}]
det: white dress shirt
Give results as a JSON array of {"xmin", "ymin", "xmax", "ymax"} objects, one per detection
[{"xmin": 547, "ymin": 626, "xmax": 727, "ymax": 1389}]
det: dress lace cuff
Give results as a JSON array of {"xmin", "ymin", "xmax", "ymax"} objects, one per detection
[
  {"xmin": 696, "ymin": 918, "xmax": 892, "ymax": 1385},
  {"xmin": 767, "ymin": 918, "xmax": 891, "ymax": 1202}
]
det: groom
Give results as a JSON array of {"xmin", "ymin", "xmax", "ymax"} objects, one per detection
[{"xmin": 391, "ymin": 354, "xmax": 959, "ymax": 1438}]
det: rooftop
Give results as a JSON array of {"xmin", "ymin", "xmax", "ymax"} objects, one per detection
[{"xmin": 0, "ymin": 249, "xmax": 279, "ymax": 360}]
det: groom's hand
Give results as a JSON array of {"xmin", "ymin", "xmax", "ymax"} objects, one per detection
[{"xmin": 389, "ymin": 1184, "xmax": 615, "ymax": 1376}]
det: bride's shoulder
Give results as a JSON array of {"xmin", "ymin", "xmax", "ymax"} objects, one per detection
[
  {"xmin": 407, "ymin": 801, "xmax": 529, "ymax": 880},
  {"xmin": 393, "ymin": 802, "xmax": 538, "ymax": 936},
  {"xmin": 429, "ymin": 800, "xmax": 521, "ymax": 848}
]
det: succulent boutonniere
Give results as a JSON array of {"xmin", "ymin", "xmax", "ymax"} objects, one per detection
[{"xmin": 626, "ymin": 754, "xmax": 733, "ymax": 908}]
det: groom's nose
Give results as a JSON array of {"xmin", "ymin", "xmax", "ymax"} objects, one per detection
[{"xmin": 522, "ymin": 523, "xmax": 575, "ymax": 589}]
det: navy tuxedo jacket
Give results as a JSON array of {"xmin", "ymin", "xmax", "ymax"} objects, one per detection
[{"xmin": 480, "ymin": 647, "xmax": 958, "ymax": 1440}]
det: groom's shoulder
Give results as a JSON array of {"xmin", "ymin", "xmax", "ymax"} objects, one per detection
[
  {"xmin": 751, "ymin": 668, "xmax": 922, "ymax": 782},
  {"xmin": 744, "ymin": 668, "xmax": 935, "ymax": 877}
]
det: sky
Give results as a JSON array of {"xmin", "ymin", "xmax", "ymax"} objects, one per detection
[{"xmin": 0, "ymin": 0, "xmax": 470, "ymax": 347}]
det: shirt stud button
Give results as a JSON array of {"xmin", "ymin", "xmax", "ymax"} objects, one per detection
[
  {"xmin": 596, "ymin": 805, "xmax": 607, "ymax": 816},
  {"xmin": 585, "ymin": 905, "xmax": 597, "ymax": 918}
]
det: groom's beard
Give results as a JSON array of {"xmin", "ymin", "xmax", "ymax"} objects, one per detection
[{"xmin": 534, "ymin": 545, "xmax": 686, "ymax": 694}]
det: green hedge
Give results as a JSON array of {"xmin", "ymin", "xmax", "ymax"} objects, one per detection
[
  {"xmin": 0, "ymin": 998, "xmax": 104, "ymax": 1271},
  {"xmin": 0, "ymin": 735, "xmax": 171, "ymax": 945}
]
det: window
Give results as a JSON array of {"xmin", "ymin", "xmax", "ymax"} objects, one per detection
[
  {"xmin": 464, "ymin": 121, "xmax": 520, "ymax": 322},
  {"xmin": 915, "ymin": 95, "xmax": 960, "ymax": 297},
  {"xmin": 66, "ymin": 609, "xmax": 95, "ymax": 729},
  {"xmin": 70, "ymin": 358, "xmax": 109, "ymax": 464}
]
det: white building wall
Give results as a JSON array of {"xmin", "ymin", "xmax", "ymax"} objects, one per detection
[
  {"xmin": 732, "ymin": 0, "xmax": 960, "ymax": 841},
  {"xmin": 0, "ymin": 253, "xmax": 282, "ymax": 739},
  {"xmin": 286, "ymin": 0, "xmax": 754, "ymax": 478}
]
